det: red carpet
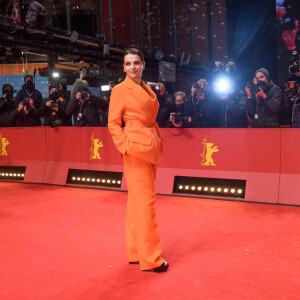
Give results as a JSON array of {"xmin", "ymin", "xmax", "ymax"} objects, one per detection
[{"xmin": 0, "ymin": 182, "xmax": 299, "ymax": 300}]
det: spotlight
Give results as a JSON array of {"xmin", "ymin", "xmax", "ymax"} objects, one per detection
[
  {"xmin": 112, "ymin": 180, "xmax": 116, "ymax": 184},
  {"xmin": 21, "ymin": 174, "xmax": 25, "ymax": 177},
  {"xmin": 102, "ymin": 179, "xmax": 106, "ymax": 183},
  {"xmin": 82, "ymin": 178, "xmax": 86, "ymax": 181},
  {"xmin": 52, "ymin": 71, "xmax": 59, "ymax": 78},
  {"xmin": 217, "ymin": 188, "xmax": 222, "ymax": 192},
  {"xmin": 191, "ymin": 186, "xmax": 195, "ymax": 190},
  {"xmin": 118, "ymin": 181, "xmax": 121, "ymax": 184},
  {"xmin": 214, "ymin": 76, "xmax": 231, "ymax": 94},
  {"xmin": 231, "ymin": 189, "xmax": 235, "ymax": 193},
  {"xmin": 107, "ymin": 180, "xmax": 111, "ymax": 183},
  {"xmin": 97, "ymin": 179, "xmax": 100, "ymax": 182},
  {"xmin": 210, "ymin": 187, "xmax": 215, "ymax": 192},
  {"xmin": 204, "ymin": 187, "xmax": 208, "ymax": 191},
  {"xmin": 198, "ymin": 186, "xmax": 202, "ymax": 191},
  {"xmin": 87, "ymin": 178, "xmax": 90, "ymax": 182},
  {"xmin": 238, "ymin": 189, "xmax": 242, "ymax": 194},
  {"xmin": 77, "ymin": 177, "xmax": 80, "ymax": 180},
  {"xmin": 101, "ymin": 85, "xmax": 111, "ymax": 92},
  {"xmin": 224, "ymin": 188, "xmax": 228, "ymax": 193},
  {"xmin": 13, "ymin": 174, "xmax": 17, "ymax": 177},
  {"xmin": 179, "ymin": 185, "xmax": 183, "ymax": 190},
  {"xmin": 92, "ymin": 178, "xmax": 95, "ymax": 182},
  {"xmin": 185, "ymin": 186, "xmax": 189, "ymax": 190},
  {"xmin": 72, "ymin": 177, "xmax": 76, "ymax": 180}
]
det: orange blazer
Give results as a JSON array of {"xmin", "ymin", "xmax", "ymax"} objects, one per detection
[{"xmin": 108, "ymin": 75, "xmax": 163, "ymax": 166}]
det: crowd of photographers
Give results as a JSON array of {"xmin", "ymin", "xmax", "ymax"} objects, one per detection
[
  {"xmin": 0, "ymin": 52, "xmax": 299, "ymax": 129},
  {"xmin": 0, "ymin": 71, "xmax": 108, "ymax": 128},
  {"xmin": 152, "ymin": 52, "xmax": 300, "ymax": 129}
]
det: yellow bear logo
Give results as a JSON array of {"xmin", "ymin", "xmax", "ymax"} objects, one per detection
[
  {"xmin": 0, "ymin": 134, "xmax": 10, "ymax": 156},
  {"xmin": 201, "ymin": 135, "xmax": 219, "ymax": 167},
  {"xmin": 90, "ymin": 133, "xmax": 103, "ymax": 160}
]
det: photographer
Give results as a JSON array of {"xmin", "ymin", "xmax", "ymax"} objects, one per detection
[
  {"xmin": 71, "ymin": 68, "xmax": 89, "ymax": 100},
  {"xmin": 284, "ymin": 51, "xmax": 300, "ymax": 127},
  {"xmin": 166, "ymin": 91, "xmax": 192, "ymax": 128},
  {"xmin": 246, "ymin": 68, "xmax": 283, "ymax": 128},
  {"xmin": 0, "ymin": 84, "xmax": 17, "ymax": 127},
  {"xmin": 10, "ymin": 97, "xmax": 41, "ymax": 127},
  {"xmin": 39, "ymin": 83, "xmax": 71, "ymax": 128},
  {"xmin": 214, "ymin": 82, "xmax": 248, "ymax": 128},
  {"xmin": 58, "ymin": 78, "xmax": 71, "ymax": 102},
  {"xmin": 66, "ymin": 84, "xmax": 108, "ymax": 127},
  {"xmin": 148, "ymin": 82, "xmax": 173, "ymax": 128},
  {"xmin": 186, "ymin": 79, "xmax": 219, "ymax": 128},
  {"xmin": 15, "ymin": 75, "xmax": 43, "ymax": 109}
]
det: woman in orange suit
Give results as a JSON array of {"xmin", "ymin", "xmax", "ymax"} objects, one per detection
[{"xmin": 108, "ymin": 48, "xmax": 169, "ymax": 273}]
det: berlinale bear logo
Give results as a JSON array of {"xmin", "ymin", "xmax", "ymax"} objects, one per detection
[
  {"xmin": 0, "ymin": 134, "xmax": 10, "ymax": 156},
  {"xmin": 90, "ymin": 133, "xmax": 103, "ymax": 160},
  {"xmin": 201, "ymin": 135, "xmax": 219, "ymax": 167}
]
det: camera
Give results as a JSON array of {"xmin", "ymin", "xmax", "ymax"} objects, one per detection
[
  {"xmin": 76, "ymin": 112, "xmax": 85, "ymax": 127},
  {"xmin": 149, "ymin": 83, "xmax": 161, "ymax": 95},
  {"xmin": 49, "ymin": 97, "xmax": 63, "ymax": 110},
  {"xmin": 290, "ymin": 51, "xmax": 300, "ymax": 74},
  {"xmin": 80, "ymin": 67, "xmax": 88, "ymax": 76},
  {"xmin": 192, "ymin": 82, "xmax": 206, "ymax": 97},
  {"xmin": 247, "ymin": 78, "xmax": 264, "ymax": 94},
  {"xmin": 172, "ymin": 112, "xmax": 192, "ymax": 126},
  {"xmin": 50, "ymin": 119, "xmax": 63, "ymax": 128},
  {"xmin": 21, "ymin": 98, "xmax": 33, "ymax": 111},
  {"xmin": 4, "ymin": 92, "xmax": 13, "ymax": 101},
  {"xmin": 285, "ymin": 81, "xmax": 300, "ymax": 97},
  {"xmin": 81, "ymin": 91, "xmax": 90, "ymax": 100}
]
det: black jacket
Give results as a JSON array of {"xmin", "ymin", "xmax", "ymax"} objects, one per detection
[
  {"xmin": 156, "ymin": 94, "xmax": 174, "ymax": 128},
  {"xmin": 39, "ymin": 96, "xmax": 72, "ymax": 126},
  {"xmin": 217, "ymin": 90, "xmax": 248, "ymax": 128},
  {"xmin": 65, "ymin": 95, "xmax": 108, "ymax": 127},
  {"xmin": 247, "ymin": 80, "xmax": 283, "ymax": 128},
  {"xmin": 10, "ymin": 106, "xmax": 41, "ymax": 127},
  {"xmin": 15, "ymin": 84, "xmax": 43, "ymax": 109},
  {"xmin": 185, "ymin": 93, "xmax": 219, "ymax": 128},
  {"xmin": 0, "ymin": 97, "xmax": 17, "ymax": 127}
]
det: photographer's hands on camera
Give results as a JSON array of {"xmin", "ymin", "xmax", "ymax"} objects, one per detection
[
  {"xmin": 245, "ymin": 86, "xmax": 267, "ymax": 100},
  {"xmin": 18, "ymin": 100, "xmax": 35, "ymax": 114}
]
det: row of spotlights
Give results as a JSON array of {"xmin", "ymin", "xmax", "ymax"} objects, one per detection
[
  {"xmin": 178, "ymin": 185, "xmax": 243, "ymax": 194},
  {"xmin": 72, "ymin": 177, "xmax": 121, "ymax": 185},
  {"xmin": 0, "ymin": 173, "xmax": 25, "ymax": 177}
]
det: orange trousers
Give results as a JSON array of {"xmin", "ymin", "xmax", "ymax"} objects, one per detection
[{"xmin": 123, "ymin": 154, "xmax": 164, "ymax": 270}]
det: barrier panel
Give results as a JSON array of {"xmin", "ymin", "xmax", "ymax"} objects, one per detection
[
  {"xmin": 158, "ymin": 128, "xmax": 281, "ymax": 203},
  {"xmin": 43, "ymin": 127, "xmax": 123, "ymax": 186},
  {"xmin": 0, "ymin": 127, "xmax": 47, "ymax": 183},
  {"xmin": 279, "ymin": 129, "xmax": 300, "ymax": 205},
  {"xmin": 0, "ymin": 127, "xmax": 299, "ymax": 205}
]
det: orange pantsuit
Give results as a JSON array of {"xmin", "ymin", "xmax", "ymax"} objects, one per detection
[{"xmin": 108, "ymin": 75, "xmax": 164, "ymax": 270}]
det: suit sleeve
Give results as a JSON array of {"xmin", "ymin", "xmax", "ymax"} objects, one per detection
[{"xmin": 108, "ymin": 87, "xmax": 128, "ymax": 154}]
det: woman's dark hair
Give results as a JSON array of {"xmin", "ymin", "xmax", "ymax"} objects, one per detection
[{"xmin": 124, "ymin": 48, "xmax": 144, "ymax": 62}]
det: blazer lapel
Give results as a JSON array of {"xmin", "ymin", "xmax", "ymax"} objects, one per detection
[{"xmin": 124, "ymin": 76, "xmax": 158, "ymax": 114}]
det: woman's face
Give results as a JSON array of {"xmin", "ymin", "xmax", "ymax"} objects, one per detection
[{"xmin": 123, "ymin": 54, "xmax": 144, "ymax": 80}]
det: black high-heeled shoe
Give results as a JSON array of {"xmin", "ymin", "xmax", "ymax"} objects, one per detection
[{"xmin": 153, "ymin": 261, "xmax": 169, "ymax": 273}]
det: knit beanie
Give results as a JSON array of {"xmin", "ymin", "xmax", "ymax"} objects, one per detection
[{"xmin": 255, "ymin": 68, "xmax": 270, "ymax": 80}]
